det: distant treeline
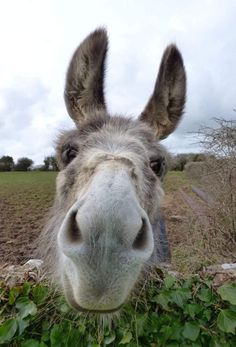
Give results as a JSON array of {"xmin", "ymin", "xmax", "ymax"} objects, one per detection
[
  {"xmin": 170, "ymin": 153, "xmax": 213, "ymax": 171},
  {"xmin": 0, "ymin": 153, "xmax": 210, "ymax": 172},
  {"xmin": 0, "ymin": 155, "xmax": 59, "ymax": 172}
]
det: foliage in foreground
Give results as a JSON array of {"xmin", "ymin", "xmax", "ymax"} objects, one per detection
[{"xmin": 0, "ymin": 272, "xmax": 236, "ymax": 347}]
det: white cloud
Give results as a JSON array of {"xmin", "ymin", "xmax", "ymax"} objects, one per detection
[{"xmin": 0, "ymin": 0, "xmax": 236, "ymax": 164}]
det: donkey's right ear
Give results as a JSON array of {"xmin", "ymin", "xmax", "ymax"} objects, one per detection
[
  {"xmin": 64, "ymin": 28, "xmax": 108, "ymax": 127},
  {"xmin": 139, "ymin": 44, "xmax": 186, "ymax": 139}
]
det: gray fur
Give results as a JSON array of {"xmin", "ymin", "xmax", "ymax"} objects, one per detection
[{"xmin": 38, "ymin": 28, "xmax": 186, "ymax": 312}]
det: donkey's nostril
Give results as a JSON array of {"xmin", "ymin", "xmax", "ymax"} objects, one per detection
[
  {"xmin": 68, "ymin": 212, "xmax": 82, "ymax": 243},
  {"xmin": 132, "ymin": 218, "xmax": 148, "ymax": 251}
]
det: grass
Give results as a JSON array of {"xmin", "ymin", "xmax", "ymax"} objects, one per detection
[
  {"xmin": 0, "ymin": 171, "xmax": 56, "ymax": 184},
  {"xmin": 0, "ymin": 172, "xmax": 57, "ymax": 264},
  {"xmin": 163, "ymin": 171, "xmax": 193, "ymax": 193},
  {"xmin": 0, "ymin": 171, "xmax": 56, "ymax": 203}
]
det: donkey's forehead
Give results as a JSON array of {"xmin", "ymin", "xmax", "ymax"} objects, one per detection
[{"xmin": 57, "ymin": 115, "xmax": 158, "ymax": 152}]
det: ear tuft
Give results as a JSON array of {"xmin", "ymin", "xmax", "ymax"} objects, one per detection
[
  {"xmin": 64, "ymin": 28, "xmax": 108, "ymax": 126},
  {"xmin": 140, "ymin": 44, "xmax": 186, "ymax": 139}
]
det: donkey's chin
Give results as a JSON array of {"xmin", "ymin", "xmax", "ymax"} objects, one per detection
[
  {"xmin": 62, "ymin": 272, "xmax": 129, "ymax": 314},
  {"xmin": 66, "ymin": 293, "xmax": 123, "ymax": 314}
]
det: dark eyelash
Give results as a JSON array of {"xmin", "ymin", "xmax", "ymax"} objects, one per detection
[
  {"xmin": 62, "ymin": 145, "xmax": 78, "ymax": 164},
  {"xmin": 150, "ymin": 158, "xmax": 165, "ymax": 177}
]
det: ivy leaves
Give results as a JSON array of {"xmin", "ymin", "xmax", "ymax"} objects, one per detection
[
  {"xmin": 218, "ymin": 283, "xmax": 236, "ymax": 305},
  {"xmin": 0, "ymin": 318, "xmax": 18, "ymax": 344},
  {"xmin": 0, "ymin": 277, "xmax": 236, "ymax": 346},
  {"xmin": 217, "ymin": 310, "xmax": 236, "ymax": 334},
  {"xmin": 217, "ymin": 283, "xmax": 236, "ymax": 334}
]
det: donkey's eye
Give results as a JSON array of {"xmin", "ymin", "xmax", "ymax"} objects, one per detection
[
  {"xmin": 150, "ymin": 158, "xmax": 165, "ymax": 177},
  {"xmin": 62, "ymin": 146, "xmax": 78, "ymax": 164}
]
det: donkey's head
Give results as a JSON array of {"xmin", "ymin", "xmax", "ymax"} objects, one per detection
[{"xmin": 44, "ymin": 28, "xmax": 186, "ymax": 313}]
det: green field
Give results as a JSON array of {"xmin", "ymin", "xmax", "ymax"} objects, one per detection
[
  {"xmin": 0, "ymin": 171, "xmax": 193, "ymax": 266},
  {"xmin": 0, "ymin": 170, "xmax": 219, "ymax": 268},
  {"xmin": 0, "ymin": 171, "xmax": 56, "ymax": 207},
  {"xmin": 0, "ymin": 171, "xmax": 56, "ymax": 194},
  {"xmin": 0, "ymin": 172, "xmax": 57, "ymax": 264}
]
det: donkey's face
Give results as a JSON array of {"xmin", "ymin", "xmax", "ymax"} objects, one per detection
[{"xmin": 51, "ymin": 29, "xmax": 186, "ymax": 313}]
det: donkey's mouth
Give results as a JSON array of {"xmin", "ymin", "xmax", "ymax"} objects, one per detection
[
  {"xmin": 67, "ymin": 293, "xmax": 123, "ymax": 313},
  {"xmin": 71, "ymin": 302, "xmax": 123, "ymax": 314},
  {"xmin": 63, "ymin": 274, "xmax": 124, "ymax": 314}
]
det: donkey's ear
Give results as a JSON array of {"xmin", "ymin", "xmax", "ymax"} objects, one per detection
[
  {"xmin": 139, "ymin": 44, "xmax": 186, "ymax": 139},
  {"xmin": 64, "ymin": 28, "xmax": 108, "ymax": 126}
]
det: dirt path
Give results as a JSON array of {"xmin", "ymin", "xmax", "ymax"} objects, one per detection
[
  {"xmin": 191, "ymin": 186, "xmax": 215, "ymax": 206},
  {"xmin": 177, "ymin": 188, "xmax": 211, "ymax": 229},
  {"xmin": 160, "ymin": 172, "xmax": 226, "ymax": 273}
]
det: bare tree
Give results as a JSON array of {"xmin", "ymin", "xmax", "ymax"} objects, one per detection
[{"xmin": 196, "ymin": 117, "xmax": 236, "ymax": 259}]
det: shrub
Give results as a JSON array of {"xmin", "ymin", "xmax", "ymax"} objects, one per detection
[
  {"xmin": 184, "ymin": 161, "xmax": 208, "ymax": 179},
  {"xmin": 0, "ymin": 271, "xmax": 236, "ymax": 346},
  {"xmin": 170, "ymin": 153, "xmax": 207, "ymax": 171},
  {"xmin": 191, "ymin": 118, "xmax": 236, "ymax": 260}
]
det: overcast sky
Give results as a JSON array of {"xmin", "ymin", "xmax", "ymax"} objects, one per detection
[{"xmin": 0, "ymin": 0, "xmax": 235, "ymax": 165}]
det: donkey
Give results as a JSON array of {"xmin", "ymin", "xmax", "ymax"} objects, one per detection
[{"xmin": 40, "ymin": 28, "xmax": 186, "ymax": 314}]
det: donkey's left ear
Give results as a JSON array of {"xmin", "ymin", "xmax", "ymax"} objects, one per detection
[{"xmin": 139, "ymin": 44, "xmax": 186, "ymax": 139}]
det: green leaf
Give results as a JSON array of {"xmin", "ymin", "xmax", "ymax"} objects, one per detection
[
  {"xmin": 171, "ymin": 289, "xmax": 192, "ymax": 308},
  {"xmin": 58, "ymin": 302, "xmax": 70, "ymax": 314},
  {"xmin": 218, "ymin": 283, "xmax": 236, "ymax": 305},
  {"xmin": 160, "ymin": 325, "xmax": 174, "ymax": 342},
  {"xmin": 182, "ymin": 277, "xmax": 195, "ymax": 289},
  {"xmin": 41, "ymin": 321, "xmax": 50, "ymax": 342},
  {"xmin": 39, "ymin": 343, "xmax": 48, "ymax": 347},
  {"xmin": 204, "ymin": 278, "xmax": 213, "ymax": 288},
  {"xmin": 32, "ymin": 285, "xmax": 49, "ymax": 305},
  {"xmin": 197, "ymin": 288, "xmax": 213, "ymax": 303},
  {"xmin": 104, "ymin": 332, "xmax": 116, "ymax": 345},
  {"xmin": 184, "ymin": 304, "xmax": 202, "ymax": 319},
  {"xmin": 21, "ymin": 339, "xmax": 40, "ymax": 347},
  {"xmin": 16, "ymin": 297, "xmax": 37, "ymax": 318},
  {"xmin": 169, "ymin": 322, "xmax": 183, "ymax": 340},
  {"xmin": 164, "ymin": 275, "xmax": 176, "ymax": 289},
  {"xmin": 41, "ymin": 331, "xmax": 50, "ymax": 343},
  {"xmin": 50, "ymin": 324, "xmax": 65, "ymax": 347},
  {"xmin": 8, "ymin": 286, "xmax": 21, "ymax": 305},
  {"xmin": 217, "ymin": 309, "xmax": 236, "ymax": 334},
  {"xmin": 182, "ymin": 322, "xmax": 200, "ymax": 341},
  {"xmin": 0, "ymin": 318, "xmax": 17, "ymax": 343},
  {"xmin": 209, "ymin": 337, "xmax": 230, "ymax": 347},
  {"xmin": 22, "ymin": 282, "xmax": 31, "ymax": 296},
  {"xmin": 67, "ymin": 327, "xmax": 82, "ymax": 346},
  {"xmin": 17, "ymin": 317, "xmax": 30, "ymax": 335},
  {"xmin": 203, "ymin": 308, "xmax": 212, "ymax": 321},
  {"xmin": 119, "ymin": 331, "xmax": 132, "ymax": 344},
  {"xmin": 155, "ymin": 292, "xmax": 171, "ymax": 310},
  {"xmin": 135, "ymin": 313, "xmax": 147, "ymax": 337}
]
